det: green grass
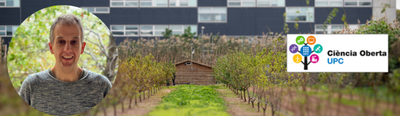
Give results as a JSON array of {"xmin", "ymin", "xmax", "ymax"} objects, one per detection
[
  {"xmin": 148, "ymin": 85, "xmax": 230, "ymax": 116},
  {"xmin": 351, "ymin": 86, "xmax": 400, "ymax": 103},
  {"xmin": 303, "ymin": 85, "xmax": 396, "ymax": 109},
  {"xmin": 382, "ymin": 109, "xmax": 395, "ymax": 116},
  {"xmin": 210, "ymin": 84, "xmax": 223, "ymax": 89},
  {"xmin": 214, "ymin": 84, "xmax": 237, "ymax": 98},
  {"xmin": 330, "ymin": 97, "xmax": 364, "ymax": 107},
  {"xmin": 302, "ymin": 87, "xmax": 374, "ymax": 107},
  {"xmin": 167, "ymin": 86, "xmax": 178, "ymax": 89},
  {"xmin": 308, "ymin": 85, "xmax": 400, "ymax": 104}
]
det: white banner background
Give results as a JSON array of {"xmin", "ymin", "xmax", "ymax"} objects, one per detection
[{"xmin": 287, "ymin": 34, "xmax": 388, "ymax": 72}]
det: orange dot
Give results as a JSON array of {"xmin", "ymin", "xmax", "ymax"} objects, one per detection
[
  {"xmin": 307, "ymin": 36, "xmax": 316, "ymax": 45},
  {"xmin": 293, "ymin": 54, "xmax": 302, "ymax": 64}
]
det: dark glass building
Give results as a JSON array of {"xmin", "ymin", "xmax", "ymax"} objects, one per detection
[{"xmin": 0, "ymin": 0, "xmax": 396, "ymax": 45}]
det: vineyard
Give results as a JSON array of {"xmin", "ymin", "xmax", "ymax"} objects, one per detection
[
  {"xmin": 92, "ymin": 17, "xmax": 400, "ymax": 116},
  {"xmin": 100, "ymin": 49, "xmax": 176, "ymax": 116},
  {"xmin": 0, "ymin": 12, "xmax": 400, "ymax": 116},
  {"xmin": 214, "ymin": 40, "xmax": 400, "ymax": 116},
  {"xmin": 85, "ymin": 17, "xmax": 400, "ymax": 116}
]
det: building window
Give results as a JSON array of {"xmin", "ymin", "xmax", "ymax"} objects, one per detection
[
  {"xmin": 140, "ymin": 0, "xmax": 152, "ymax": 6},
  {"xmin": 111, "ymin": 25, "xmax": 197, "ymax": 36},
  {"xmin": 140, "ymin": 25, "xmax": 153, "ymax": 36},
  {"xmin": 81, "ymin": 7, "xmax": 110, "ymax": 13},
  {"xmin": 315, "ymin": 24, "xmax": 343, "ymax": 34},
  {"xmin": 315, "ymin": 25, "xmax": 327, "ymax": 34},
  {"xmin": 180, "ymin": 0, "xmax": 189, "ymax": 6},
  {"xmin": 125, "ymin": 26, "xmax": 139, "ymax": 35},
  {"xmin": 257, "ymin": 0, "xmax": 285, "ymax": 7},
  {"xmin": 169, "ymin": 0, "xmax": 196, "ymax": 7},
  {"xmin": 286, "ymin": 7, "xmax": 314, "ymax": 22},
  {"xmin": 170, "ymin": 25, "xmax": 197, "ymax": 35},
  {"xmin": 155, "ymin": 0, "xmax": 168, "ymax": 6},
  {"xmin": 0, "ymin": 0, "xmax": 19, "ymax": 7},
  {"xmin": 228, "ymin": 0, "xmax": 255, "ymax": 7},
  {"xmin": 344, "ymin": 0, "xmax": 371, "ymax": 6},
  {"xmin": 111, "ymin": 0, "xmax": 196, "ymax": 7},
  {"xmin": 139, "ymin": 0, "xmax": 171, "ymax": 7},
  {"xmin": 111, "ymin": 25, "xmax": 139, "ymax": 36},
  {"xmin": 315, "ymin": 0, "xmax": 343, "ymax": 6},
  {"xmin": 228, "ymin": 0, "xmax": 284, "ymax": 7},
  {"xmin": 0, "ymin": 26, "xmax": 18, "ymax": 36},
  {"xmin": 111, "ymin": 0, "xmax": 138, "ymax": 7},
  {"xmin": 228, "ymin": 0, "xmax": 240, "ymax": 6},
  {"xmin": 347, "ymin": 24, "xmax": 362, "ymax": 30},
  {"xmin": 154, "ymin": 25, "xmax": 168, "ymax": 35},
  {"xmin": 198, "ymin": 7, "xmax": 227, "ymax": 22},
  {"xmin": 170, "ymin": 25, "xmax": 183, "ymax": 35},
  {"xmin": 184, "ymin": 25, "xmax": 197, "ymax": 34}
]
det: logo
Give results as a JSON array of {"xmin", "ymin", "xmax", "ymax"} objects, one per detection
[
  {"xmin": 287, "ymin": 34, "xmax": 388, "ymax": 72},
  {"xmin": 289, "ymin": 35, "xmax": 323, "ymax": 70}
]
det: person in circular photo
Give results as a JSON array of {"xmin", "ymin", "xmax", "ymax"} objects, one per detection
[{"xmin": 7, "ymin": 5, "xmax": 118, "ymax": 115}]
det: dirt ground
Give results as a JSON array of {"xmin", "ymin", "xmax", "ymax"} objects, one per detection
[
  {"xmin": 97, "ymin": 88, "xmax": 172, "ymax": 116},
  {"xmin": 280, "ymin": 91, "xmax": 363, "ymax": 116},
  {"xmin": 247, "ymin": 87, "xmax": 400, "ymax": 116},
  {"xmin": 96, "ymin": 85, "xmax": 399, "ymax": 116},
  {"xmin": 217, "ymin": 86, "xmax": 272, "ymax": 116}
]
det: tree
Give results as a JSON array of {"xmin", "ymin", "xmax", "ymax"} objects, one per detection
[
  {"xmin": 397, "ymin": 9, "xmax": 400, "ymax": 22},
  {"xmin": 102, "ymin": 35, "xmax": 119, "ymax": 82},
  {"xmin": 162, "ymin": 28, "xmax": 173, "ymax": 39},
  {"xmin": 181, "ymin": 26, "xmax": 197, "ymax": 43},
  {"xmin": 294, "ymin": 10, "xmax": 299, "ymax": 34},
  {"xmin": 283, "ymin": 12, "xmax": 289, "ymax": 34},
  {"xmin": 323, "ymin": 8, "xmax": 339, "ymax": 32},
  {"xmin": 342, "ymin": 9, "xmax": 348, "ymax": 28},
  {"xmin": 355, "ymin": 19, "xmax": 400, "ymax": 72}
]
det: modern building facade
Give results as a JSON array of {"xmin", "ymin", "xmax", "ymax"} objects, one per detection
[{"xmin": 0, "ymin": 0, "xmax": 396, "ymax": 45}]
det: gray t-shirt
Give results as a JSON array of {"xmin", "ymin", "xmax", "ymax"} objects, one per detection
[{"xmin": 18, "ymin": 69, "xmax": 112, "ymax": 115}]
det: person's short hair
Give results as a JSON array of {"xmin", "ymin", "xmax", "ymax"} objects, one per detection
[{"xmin": 49, "ymin": 14, "xmax": 84, "ymax": 44}]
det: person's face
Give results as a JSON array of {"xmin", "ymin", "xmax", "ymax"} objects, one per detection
[{"xmin": 49, "ymin": 23, "xmax": 86, "ymax": 69}]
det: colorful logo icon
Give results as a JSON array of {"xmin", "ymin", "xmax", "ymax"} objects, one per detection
[
  {"xmin": 307, "ymin": 36, "xmax": 316, "ymax": 45},
  {"xmin": 289, "ymin": 44, "xmax": 298, "ymax": 53},
  {"xmin": 300, "ymin": 45, "xmax": 312, "ymax": 57},
  {"xmin": 296, "ymin": 36, "xmax": 305, "ymax": 45},
  {"xmin": 290, "ymin": 35, "xmax": 323, "ymax": 70},
  {"xmin": 313, "ymin": 44, "xmax": 323, "ymax": 54},
  {"xmin": 293, "ymin": 54, "xmax": 302, "ymax": 63},
  {"xmin": 309, "ymin": 54, "xmax": 319, "ymax": 63}
]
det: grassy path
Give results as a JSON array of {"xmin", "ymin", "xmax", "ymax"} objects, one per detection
[{"xmin": 148, "ymin": 85, "xmax": 230, "ymax": 116}]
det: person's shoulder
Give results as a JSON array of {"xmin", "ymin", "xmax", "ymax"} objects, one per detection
[
  {"xmin": 23, "ymin": 70, "xmax": 51, "ymax": 84},
  {"xmin": 85, "ymin": 70, "xmax": 112, "ymax": 87}
]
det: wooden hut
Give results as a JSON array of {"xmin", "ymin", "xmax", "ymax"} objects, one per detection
[{"xmin": 174, "ymin": 60, "xmax": 215, "ymax": 85}]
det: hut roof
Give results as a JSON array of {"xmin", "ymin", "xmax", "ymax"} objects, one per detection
[{"xmin": 174, "ymin": 60, "xmax": 212, "ymax": 69}]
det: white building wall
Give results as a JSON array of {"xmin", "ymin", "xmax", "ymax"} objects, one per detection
[{"xmin": 373, "ymin": 0, "xmax": 397, "ymax": 23}]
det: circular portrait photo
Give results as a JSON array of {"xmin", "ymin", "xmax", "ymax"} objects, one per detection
[{"xmin": 7, "ymin": 5, "xmax": 118, "ymax": 115}]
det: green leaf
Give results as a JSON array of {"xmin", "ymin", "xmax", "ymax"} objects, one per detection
[
  {"xmin": 381, "ymin": 8, "xmax": 386, "ymax": 13},
  {"xmin": 91, "ymin": 24, "xmax": 96, "ymax": 30}
]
